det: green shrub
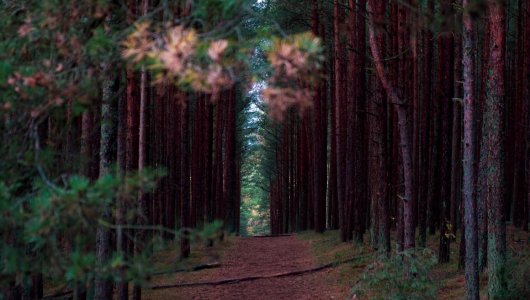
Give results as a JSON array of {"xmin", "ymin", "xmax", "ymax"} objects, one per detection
[
  {"xmin": 0, "ymin": 170, "xmax": 165, "ymax": 293},
  {"xmin": 351, "ymin": 248, "xmax": 439, "ymax": 300},
  {"xmin": 503, "ymin": 248, "xmax": 530, "ymax": 299}
]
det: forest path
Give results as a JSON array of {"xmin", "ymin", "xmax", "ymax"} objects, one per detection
[{"xmin": 146, "ymin": 235, "xmax": 345, "ymax": 300}]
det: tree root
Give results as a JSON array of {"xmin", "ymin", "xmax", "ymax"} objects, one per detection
[
  {"xmin": 42, "ymin": 286, "xmax": 71, "ymax": 299},
  {"xmin": 149, "ymin": 254, "xmax": 370, "ymax": 290},
  {"xmin": 152, "ymin": 262, "xmax": 221, "ymax": 276},
  {"xmin": 250, "ymin": 234, "xmax": 294, "ymax": 238}
]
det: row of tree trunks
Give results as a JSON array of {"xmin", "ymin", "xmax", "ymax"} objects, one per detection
[
  {"xmin": 269, "ymin": 1, "xmax": 528, "ymax": 298},
  {"xmin": 85, "ymin": 3, "xmax": 244, "ymax": 300},
  {"xmin": 110, "ymin": 84, "xmax": 241, "ymax": 300}
]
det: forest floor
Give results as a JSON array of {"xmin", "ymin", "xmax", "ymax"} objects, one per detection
[
  {"xmin": 143, "ymin": 226, "xmax": 529, "ymax": 300},
  {"xmin": 298, "ymin": 226, "xmax": 529, "ymax": 300},
  {"xmin": 145, "ymin": 235, "xmax": 348, "ymax": 299}
]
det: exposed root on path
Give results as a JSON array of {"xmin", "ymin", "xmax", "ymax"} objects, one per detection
[
  {"xmin": 152, "ymin": 262, "xmax": 221, "ymax": 276},
  {"xmin": 150, "ymin": 254, "xmax": 370, "ymax": 290},
  {"xmin": 250, "ymin": 234, "xmax": 294, "ymax": 238},
  {"xmin": 42, "ymin": 286, "xmax": 70, "ymax": 299}
]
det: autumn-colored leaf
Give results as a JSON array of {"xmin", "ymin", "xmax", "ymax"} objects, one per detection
[
  {"xmin": 208, "ymin": 39, "xmax": 229, "ymax": 62},
  {"xmin": 17, "ymin": 24, "xmax": 33, "ymax": 37}
]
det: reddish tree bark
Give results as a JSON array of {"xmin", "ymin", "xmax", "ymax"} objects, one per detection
[
  {"xmin": 94, "ymin": 72, "xmax": 118, "ymax": 300},
  {"xmin": 311, "ymin": 0, "xmax": 326, "ymax": 233},
  {"xmin": 524, "ymin": 0, "xmax": 530, "ymax": 232},
  {"xmin": 328, "ymin": 73, "xmax": 338, "ymax": 230},
  {"xmin": 511, "ymin": 0, "xmax": 526, "ymax": 228},
  {"xmin": 354, "ymin": 0, "xmax": 367, "ymax": 243},
  {"xmin": 223, "ymin": 89, "xmax": 237, "ymax": 233},
  {"xmin": 418, "ymin": 0, "xmax": 434, "ymax": 248},
  {"xmin": 368, "ymin": 0, "xmax": 415, "ymax": 250},
  {"xmin": 133, "ymin": 2, "xmax": 149, "ymax": 298},
  {"xmin": 367, "ymin": 0, "xmax": 389, "ymax": 251},
  {"xmin": 333, "ymin": 0, "xmax": 349, "ymax": 242},
  {"xmin": 462, "ymin": 0, "xmax": 479, "ymax": 297},
  {"xmin": 482, "ymin": 1, "xmax": 507, "ymax": 297},
  {"xmin": 477, "ymin": 11, "xmax": 491, "ymax": 273},
  {"xmin": 437, "ymin": 0, "xmax": 455, "ymax": 263},
  {"xmin": 345, "ymin": 0, "xmax": 357, "ymax": 243},
  {"xmin": 213, "ymin": 98, "xmax": 225, "ymax": 232},
  {"xmin": 180, "ymin": 93, "xmax": 191, "ymax": 259}
]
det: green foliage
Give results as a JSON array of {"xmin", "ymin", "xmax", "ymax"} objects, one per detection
[
  {"xmin": 240, "ymin": 100, "xmax": 270, "ymax": 236},
  {"xmin": 85, "ymin": 26, "xmax": 115, "ymax": 60},
  {"xmin": 0, "ymin": 0, "xmax": 125, "ymax": 116},
  {"xmin": 351, "ymin": 249, "xmax": 439, "ymax": 300},
  {"xmin": 0, "ymin": 166, "xmax": 225, "ymax": 296},
  {"xmin": 192, "ymin": 0, "xmax": 245, "ymax": 27},
  {"xmin": 240, "ymin": 191, "xmax": 270, "ymax": 236},
  {"xmin": 0, "ymin": 170, "xmax": 164, "ymax": 290},
  {"xmin": 179, "ymin": 220, "xmax": 224, "ymax": 244},
  {"xmin": 503, "ymin": 248, "xmax": 530, "ymax": 299},
  {"xmin": 0, "ymin": 1, "xmax": 130, "ymax": 204}
]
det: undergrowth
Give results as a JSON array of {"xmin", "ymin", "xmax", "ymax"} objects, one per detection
[
  {"xmin": 503, "ymin": 246, "xmax": 530, "ymax": 299},
  {"xmin": 351, "ymin": 249, "xmax": 438, "ymax": 300},
  {"xmin": 301, "ymin": 228, "xmax": 529, "ymax": 300}
]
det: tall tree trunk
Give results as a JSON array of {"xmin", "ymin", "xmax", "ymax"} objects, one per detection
[
  {"xmin": 355, "ymin": 0, "xmax": 367, "ymax": 243},
  {"xmin": 328, "ymin": 79, "xmax": 338, "ymax": 230},
  {"xmin": 419, "ymin": 0, "xmax": 434, "ymax": 247},
  {"xmin": 133, "ymin": 1, "xmax": 148, "ymax": 295},
  {"xmin": 451, "ymin": 16, "xmax": 463, "ymax": 237},
  {"xmin": 437, "ymin": 0, "xmax": 455, "ymax": 263},
  {"xmin": 477, "ymin": 13, "xmax": 491, "ymax": 273},
  {"xmin": 368, "ymin": 37, "xmax": 389, "ymax": 253},
  {"xmin": 312, "ymin": 0, "xmax": 326, "ymax": 233},
  {"xmin": 94, "ymin": 72, "xmax": 118, "ymax": 300},
  {"xmin": 333, "ymin": 0, "xmax": 348, "ymax": 242},
  {"xmin": 180, "ymin": 93, "xmax": 191, "ymax": 259},
  {"xmin": 115, "ymin": 68, "xmax": 127, "ymax": 300},
  {"xmin": 213, "ymin": 99, "xmax": 224, "ymax": 235},
  {"xmin": 345, "ymin": 0, "xmax": 357, "ymax": 243},
  {"xmin": 368, "ymin": 0, "xmax": 415, "ymax": 250},
  {"xmin": 462, "ymin": 1, "xmax": 479, "ymax": 297},
  {"xmin": 205, "ymin": 100, "xmax": 214, "ymax": 233},
  {"xmin": 482, "ymin": 1, "xmax": 507, "ymax": 297},
  {"xmin": 522, "ymin": 1, "xmax": 530, "ymax": 231},
  {"xmin": 223, "ymin": 89, "xmax": 237, "ymax": 233}
]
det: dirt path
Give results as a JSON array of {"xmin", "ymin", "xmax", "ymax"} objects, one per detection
[{"xmin": 146, "ymin": 235, "xmax": 345, "ymax": 300}]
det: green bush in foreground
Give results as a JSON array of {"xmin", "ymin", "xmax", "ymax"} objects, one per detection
[
  {"xmin": 503, "ymin": 248, "xmax": 530, "ymax": 299},
  {"xmin": 351, "ymin": 248, "xmax": 438, "ymax": 300},
  {"xmin": 0, "ymin": 168, "xmax": 222, "ymax": 297},
  {"xmin": 0, "ymin": 170, "xmax": 159, "ymax": 292}
]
